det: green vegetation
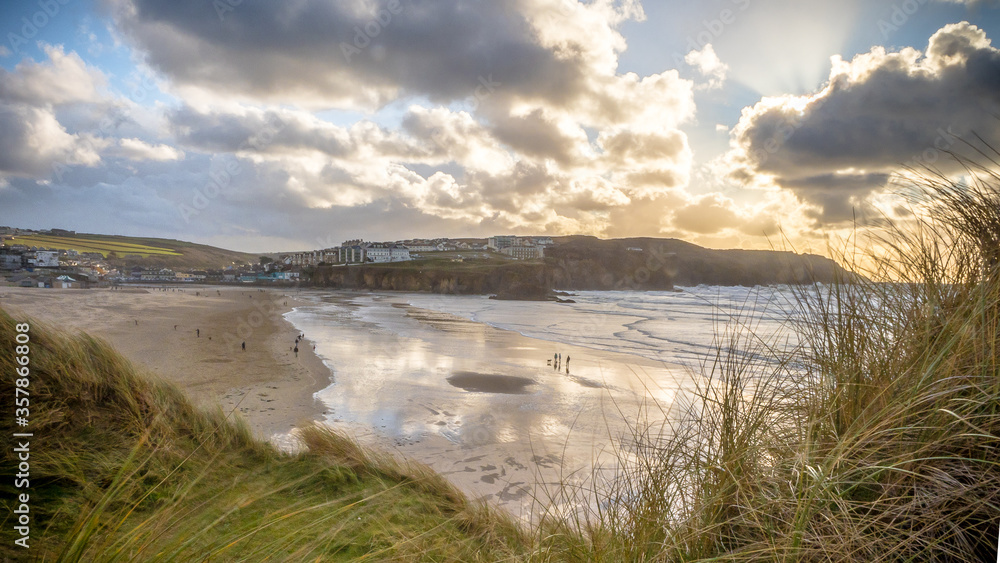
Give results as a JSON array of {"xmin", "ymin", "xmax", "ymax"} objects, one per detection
[
  {"xmin": 0, "ymin": 312, "xmax": 528, "ymax": 561},
  {"xmin": 2, "ymin": 156, "xmax": 999, "ymax": 560},
  {"xmin": 530, "ymin": 157, "xmax": 1000, "ymax": 560},
  {"xmin": 304, "ymin": 240, "xmax": 848, "ymax": 295},
  {"xmin": 9, "ymin": 234, "xmax": 182, "ymax": 258},
  {"xmin": 4, "ymin": 233, "xmax": 258, "ymax": 269}
]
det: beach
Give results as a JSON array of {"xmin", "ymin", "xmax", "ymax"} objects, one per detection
[
  {"xmin": 283, "ymin": 292, "xmax": 709, "ymax": 517},
  {"xmin": 0, "ymin": 285, "xmax": 750, "ymax": 518},
  {"xmin": 0, "ymin": 285, "xmax": 330, "ymax": 437}
]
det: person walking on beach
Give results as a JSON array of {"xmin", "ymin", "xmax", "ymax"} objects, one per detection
[
  {"xmin": 294, "ymin": 345, "xmax": 299, "ymax": 358},
  {"xmin": 566, "ymin": 356, "xmax": 570, "ymax": 367},
  {"xmin": 241, "ymin": 341, "xmax": 246, "ymax": 352},
  {"xmin": 196, "ymin": 328, "xmax": 200, "ymax": 338}
]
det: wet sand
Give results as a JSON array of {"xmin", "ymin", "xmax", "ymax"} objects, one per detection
[
  {"xmin": 0, "ymin": 286, "xmax": 330, "ymax": 437},
  {"xmin": 285, "ymin": 293, "xmax": 698, "ymax": 519}
]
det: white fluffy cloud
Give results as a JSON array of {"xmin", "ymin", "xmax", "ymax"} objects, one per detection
[
  {"xmin": 685, "ymin": 44, "xmax": 728, "ymax": 89},
  {"xmin": 0, "ymin": 45, "xmax": 112, "ymax": 178},
  {"xmin": 724, "ymin": 22, "xmax": 1000, "ymax": 224},
  {"xmin": 116, "ymin": 138, "xmax": 183, "ymax": 161}
]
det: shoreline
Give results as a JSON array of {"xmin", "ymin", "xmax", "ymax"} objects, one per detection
[
  {"xmin": 0, "ymin": 285, "xmax": 697, "ymax": 519},
  {"xmin": 0, "ymin": 285, "xmax": 331, "ymax": 438}
]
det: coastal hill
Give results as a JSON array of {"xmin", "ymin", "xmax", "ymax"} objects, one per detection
[
  {"xmin": 4, "ymin": 229, "xmax": 849, "ymax": 291},
  {"xmin": 2, "ymin": 232, "xmax": 258, "ymax": 270},
  {"xmin": 305, "ymin": 236, "xmax": 851, "ymax": 295},
  {"xmin": 547, "ymin": 236, "xmax": 848, "ymax": 288}
]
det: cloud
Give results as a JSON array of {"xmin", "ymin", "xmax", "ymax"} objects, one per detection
[
  {"xmin": 0, "ymin": 105, "xmax": 105, "ymax": 177},
  {"xmin": 724, "ymin": 22, "xmax": 1000, "ymax": 224},
  {"xmin": 0, "ymin": 44, "xmax": 107, "ymax": 106},
  {"xmin": 0, "ymin": 45, "xmax": 115, "ymax": 178},
  {"xmin": 116, "ymin": 138, "xmax": 183, "ymax": 161},
  {"xmin": 684, "ymin": 44, "xmax": 728, "ymax": 89},
  {"xmin": 936, "ymin": 0, "xmax": 1000, "ymax": 6},
  {"xmin": 106, "ymin": 0, "xmax": 631, "ymax": 111},
  {"xmin": 0, "ymin": 1, "xmax": 710, "ymax": 246}
]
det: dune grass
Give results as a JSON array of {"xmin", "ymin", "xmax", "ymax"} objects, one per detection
[
  {"xmin": 0, "ymin": 313, "xmax": 529, "ymax": 561},
  {"xmin": 3, "ymin": 154, "xmax": 1000, "ymax": 561},
  {"xmin": 528, "ymin": 157, "xmax": 1000, "ymax": 561}
]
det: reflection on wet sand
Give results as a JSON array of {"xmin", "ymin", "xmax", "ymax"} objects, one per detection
[
  {"xmin": 285, "ymin": 292, "xmax": 695, "ymax": 520},
  {"xmin": 447, "ymin": 372, "xmax": 535, "ymax": 394}
]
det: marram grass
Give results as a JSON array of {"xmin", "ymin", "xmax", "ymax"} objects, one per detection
[{"xmin": 0, "ymin": 313, "xmax": 528, "ymax": 561}]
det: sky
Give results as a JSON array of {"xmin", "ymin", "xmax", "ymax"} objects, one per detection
[{"xmin": 0, "ymin": 0, "xmax": 998, "ymax": 253}]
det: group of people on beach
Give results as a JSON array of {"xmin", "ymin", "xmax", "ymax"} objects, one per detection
[
  {"xmin": 549, "ymin": 352, "xmax": 570, "ymax": 372},
  {"xmin": 292, "ymin": 333, "xmax": 307, "ymax": 357}
]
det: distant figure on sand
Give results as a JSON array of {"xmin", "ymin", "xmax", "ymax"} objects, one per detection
[
  {"xmin": 294, "ymin": 346, "xmax": 299, "ymax": 357},
  {"xmin": 242, "ymin": 341, "xmax": 246, "ymax": 351},
  {"xmin": 196, "ymin": 328, "xmax": 200, "ymax": 338},
  {"xmin": 566, "ymin": 356, "xmax": 570, "ymax": 366}
]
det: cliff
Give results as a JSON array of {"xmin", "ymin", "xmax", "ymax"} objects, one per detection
[{"xmin": 300, "ymin": 237, "xmax": 850, "ymax": 296}]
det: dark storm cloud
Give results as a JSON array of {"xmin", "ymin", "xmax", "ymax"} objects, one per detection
[
  {"xmin": 728, "ymin": 22, "xmax": 1000, "ymax": 224},
  {"xmin": 108, "ymin": 0, "xmax": 585, "ymax": 108}
]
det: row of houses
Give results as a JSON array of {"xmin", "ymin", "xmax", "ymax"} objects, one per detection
[
  {"xmin": 8, "ymin": 273, "xmax": 93, "ymax": 289},
  {"xmin": 0, "ymin": 249, "xmax": 61, "ymax": 269},
  {"xmin": 285, "ymin": 241, "xmax": 413, "ymax": 267}
]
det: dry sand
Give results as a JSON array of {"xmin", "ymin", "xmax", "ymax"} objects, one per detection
[{"xmin": 0, "ymin": 285, "xmax": 330, "ymax": 437}]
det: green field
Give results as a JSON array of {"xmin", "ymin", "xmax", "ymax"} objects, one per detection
[{"xmin": 8, "ymin": 234, "xmax": 182, "ymax": 257}]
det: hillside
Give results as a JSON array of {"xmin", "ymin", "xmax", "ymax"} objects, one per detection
[
  {"xmin": 301, "ymin": 236, "xmax": 851, "ymax": 295},
  {"xmin": 547, "ymin": 236, "xmax": 849, "ymax": 288},
  {"xmin": 3, "ymin": 232, "xmax": 258, "ymax": 270}
]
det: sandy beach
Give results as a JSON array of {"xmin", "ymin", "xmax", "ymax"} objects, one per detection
[
  {"xmin": 0, "ymin": 285, "xmax": 331, "ymax": 437},
  {"xmin": 0, "ymin": 285, "xmax": 698, "ymax": 519}
]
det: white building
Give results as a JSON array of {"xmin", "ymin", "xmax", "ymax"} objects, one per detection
[
  {"xmin": 405, "ymin": 244, "xmax": 438, "ymax": 252},
  {"xmin": 28, "ymin": 250, "xmax": 59, "ymax": 268},
  {"xmin": 364, "ymin": 243, "xmax": 411, "ymax": 263},
  {"xmin": 500, "ymin": 245, "xmax": 544, "ymax": 260},
  {"xmin": 487, "ymin": 236, "xmax": 518, "ymax": 250},
  {"xmin": 365, "ymin": 243, "xmax": 391, "ymax": 262},
  {"xmin": 389, "ymin": 245, "xmax": 411, "ymax": 262}
]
